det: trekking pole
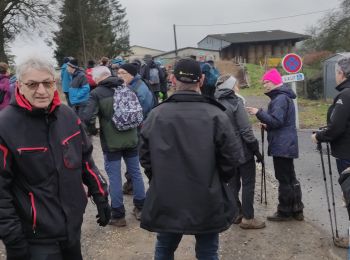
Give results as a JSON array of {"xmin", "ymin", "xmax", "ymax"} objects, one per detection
[
  {"xmin": 260, "ymin": 127, "xmax": 267, "ymax": 205},
  {"xmin": 317, "ymin": 142, "xmax": 335, "ymax": 243},
  {"xmin": 326, "ymin": 142, "xmax": 339, "ymax": 238}
]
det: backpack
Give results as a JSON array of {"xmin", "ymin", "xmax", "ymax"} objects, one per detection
[
  {"xmin": 149, "ymin": 67, "xmax": 160, "ymax": 85},
  {"xmin": 85, "ymin": 68, "xmax": 97, "ymax": 89},
  {"xmin": 112, "ymin": 85, "xmax": 143, "ymax": 131},
  {"xmin": 202, "ymin": 63, "xmax": 220, "ymax": 87}
]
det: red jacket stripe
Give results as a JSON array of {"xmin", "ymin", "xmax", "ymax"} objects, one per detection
[
  {"xmin": 84, "ymin": 162, "xmax": 105, "ymax": 196},
  {"xmin": 0, "ymin": 144, "xmax": 8, "ymax": 169}
]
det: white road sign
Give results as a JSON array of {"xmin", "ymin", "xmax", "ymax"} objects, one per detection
[{"xmin": 282, "ymin": 73, "xmax": 305, "ymax": 83}]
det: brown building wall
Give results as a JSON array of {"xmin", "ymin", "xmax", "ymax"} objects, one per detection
[{"xmin": 221, "ymin": 40, "xmax": 298, "ymax": 64}]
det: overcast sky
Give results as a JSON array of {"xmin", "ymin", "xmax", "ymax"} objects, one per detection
[{"xmin": 11, "ymin": 0, "xmax": 341, "ymax": 62}]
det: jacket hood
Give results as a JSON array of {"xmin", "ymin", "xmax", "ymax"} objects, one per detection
[
  {"xmin": 266, "ymin": 84, "xmax": 296, "ymax": 99},
  {"xmin": 13, "ymin": 85, "xmax": 61, "ymax": 113},
  {"xmin": 214, "ymin": 88, "xmax": 235, "ymax": 99},
  {"xmin": 336, "ymin": 78, "xmax": 350, "ymax": 92},
  {"xmin": 98, "ymin": 76, "xmax": 124, "ymax": 89}
]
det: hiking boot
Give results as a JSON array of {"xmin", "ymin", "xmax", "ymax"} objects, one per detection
[
  {"xmin": 267, "ymin": 212, "xmax": 293, "ymax": 222},
  {"xmin": 132, "ymin": 207, "xmax": 142, "ymax": 221},
  {"xmin": 293, "ymin": 212, "xmax": 304, "ymax": 221},
  {"xmin": 239, "ymin": 218, "xmax": 266, "ymax": 229},
  {"xmin": 233, "ymin": 214, "xmax": 243, "ymax": 224},
  {"xmin": 122, "ymin": 180, "xmax": 133, "ymax": 195},
  {"xmin": 334, "ymin": 236, "xmax": 349, "ymax": 249},
  {"xmin": 109, "ymin": 217, "xmax": 126, "ymax": 227}
]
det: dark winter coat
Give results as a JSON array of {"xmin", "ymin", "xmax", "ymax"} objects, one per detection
[
  {"xmin": 256, "ymin": 85, "xmax": 298, "ymax": 158},
  {"xmin": 82, "ymin": 76, "xmax": 138, "ymax": 152},
  {"xmin": 0, "ymin": 89, "xmax": 108, "ymax": 255},
  {"xmin": 215, "ymin": 88, "xmax": 259, "ymax": 165},
  {"xmin": 139, "ymin": 91, "xmax": 241, "ymax": 234},
  {"xmin": 316, "ymin": 78, "xmax": 350, "ymax": 160},
  {"xmin": 0, "ymin": 74, "xmax": 11, "ymax": 110}
]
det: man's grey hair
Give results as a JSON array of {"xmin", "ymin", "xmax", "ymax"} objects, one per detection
[
  {"xmin": 16, "ymin": 56, "xmax": 55, "ymax": 81},
  {"xmin": 335, "ymin": 57, "xmax": 350, "ymax": 78},
  {"xmin": 92, "ymin": 66, "xmax": 111, "ymax": 81}
]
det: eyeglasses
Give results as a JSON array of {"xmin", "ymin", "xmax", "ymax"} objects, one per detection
[{"xmin": 21, "ymin": 81, "xmax": 55, "ymax": 90}]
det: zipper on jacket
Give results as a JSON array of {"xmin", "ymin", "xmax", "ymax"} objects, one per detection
[
  {"xmin": 17, "ymin": 147, "xmax": 48, "ymax": 154},
  {"xmin": 62, "ymin": 131, "xmax": 81, "ymax": 145},
  {"xmin": 28, "ymin": 192, "xmax": 37, "ymax": 234}
]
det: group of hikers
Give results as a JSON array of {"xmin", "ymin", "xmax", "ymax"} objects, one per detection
[{"xmin": 0, "ymin": 52, "xmax": 349, "ymax": 259}]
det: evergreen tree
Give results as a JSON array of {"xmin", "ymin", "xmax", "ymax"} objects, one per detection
[{"xmin": 54, "ymin": 0, "xmax": 130, "ymax": 66}]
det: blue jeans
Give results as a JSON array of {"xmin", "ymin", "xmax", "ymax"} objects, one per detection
[
  {"xmin": 155, "ymin": 233, "xmax": 219, "ymax": 260},
  {"xmin": 104, "ymin": 148, "xmax": 145, "ymax": 218},
  {"xmin": 336, "ymin": 158, "xmax": 350, "ymax": 175}
]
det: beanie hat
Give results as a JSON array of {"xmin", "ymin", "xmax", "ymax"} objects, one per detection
[
  {"xmin": 120, "ymin": 63, "xmax": 138, "ymax": 76},
  {"xmin": 216, "ymin": 75, "xmax": 237, "ymax": 90},
  {"xmin": 262, "ymin": 68, "xmax": 283, "ymax": 85},
  {"xmin": 174, "ymin": 58, "xmax": 202, "ymax": 83}
]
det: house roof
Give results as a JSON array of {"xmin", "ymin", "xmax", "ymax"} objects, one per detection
[
  {"xmin": 130, "ymin": 45, "xmax": 165, "ymax": 53},
  {"xmin": 199, "ymin": 30, "xmax": 309, "ymax": 45},
  {"xmin": 153, "ymin": 47, "xmax": 219, "ymax": 58}
]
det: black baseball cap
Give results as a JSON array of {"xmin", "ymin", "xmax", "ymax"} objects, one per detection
[{"xmin": 174, "ymin": 58, "xmax": 202, "ymax": 83}]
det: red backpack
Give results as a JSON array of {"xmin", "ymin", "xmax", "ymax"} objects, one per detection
[{"xmin": 85, "ymin": 68, "xmax": 97, "ymax": 90}]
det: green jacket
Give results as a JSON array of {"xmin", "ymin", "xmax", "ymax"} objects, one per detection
[{"xmin": 82, "ymin": 77, "xmax": 138, "ymax": 152}]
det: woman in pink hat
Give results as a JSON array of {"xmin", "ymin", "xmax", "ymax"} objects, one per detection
[{"xmin": 246, "ymin": 68, "xmax": 304, "ymax": 222}]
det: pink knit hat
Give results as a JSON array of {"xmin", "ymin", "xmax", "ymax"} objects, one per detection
[{"xmin": 262, "ymin": 68, "xmax": 283, "ymax": 85}]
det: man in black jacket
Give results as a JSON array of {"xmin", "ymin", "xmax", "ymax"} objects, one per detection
[
  {"xmin": 312, "ymin": 57, "xmax": 350, "ymax": 174},
  {"xmin": 0, "ymin": 56, "xmax": 110, "ymax": 260},
  {"xmin": 312, "ymin": 56, "xmax": 350, "ymax": 248},
  {"xmin": 139, "ymin": 58, "xmax": 241, "ymax": 259}
]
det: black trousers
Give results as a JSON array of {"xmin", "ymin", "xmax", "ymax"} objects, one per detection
[
  {"xmin": 28, "ymin": 240, "xmax": 82, "ymax": 260},
  {"xmin": 273, "ymin": 157, "xmax": 304, "ymax": 215},
  {"xmin": 231, "ymin": 159, "xmax": 256, "ymax": 219}
]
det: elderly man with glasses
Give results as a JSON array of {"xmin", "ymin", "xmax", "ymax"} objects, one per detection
[{"xmin": 0, "ymin": 56, "xmax": 110, "ymax": 260}]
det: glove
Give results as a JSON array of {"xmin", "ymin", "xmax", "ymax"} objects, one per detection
[
  {"xmin": 6, "ymin": 240, "xmax": 30, "ymax": 260},
  {"xmin": 254, "ymin": 151, "xmax": 263, "ymax": 163},
  {"xmin": 95, "ymin": 198, "xmax": 111, "ymax": 227}
]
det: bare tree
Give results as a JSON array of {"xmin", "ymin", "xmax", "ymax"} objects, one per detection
[{"xmin": 0, "ymin": 0, "xmax": 57, "ymax": 62}]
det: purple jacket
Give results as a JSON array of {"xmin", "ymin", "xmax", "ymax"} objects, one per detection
[{"xmin": 0, "ymin": 74, "xmax": 11, "ymax": 110}]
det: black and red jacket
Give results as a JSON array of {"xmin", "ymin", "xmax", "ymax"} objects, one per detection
[{"xmin": 0, "ymin": 88, "xmax": 108, "ymax": 250}]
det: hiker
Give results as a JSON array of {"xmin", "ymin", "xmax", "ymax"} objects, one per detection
[
  {"xmin": 0, "ymin": 56, "xmax": 110, "ymax": 260},
  {"xmin": 60, "ymin": 56, "xmax": 72, "ymax": 106},
  {"xmin": 141, "ymin": 55, "xmax": 165, "ymax": 105},
  {"xmin": 311, "ymin": 57, "xmax": 350, "ymax": 248},
  {"xmin": 0, "ymin": 62, "xmax": 11, "ymax": 110},
  {"xmin": 66, "ymin": 59, "xmax": 90, "ymax": 118},
  {"xmin": 117, "ymin": 63, "xmax": 154, "ymax": 195},
  {"xmin": 82, "ymin": 66, "xmax": 146, "ymax": 226},
  {"xmin": 215, "ymin": 74, "xmax": 265, "ymax": 229},
  {"xmin": 246, "ymin": 68, "xmax": 304, "ymax": 222},
  {"xmin": 156, "ymin": 61, "xmax": 169, "ymax": 101},
  {"xmin": 139, "ymin": 58, "xmax": 241, "ymax": 259},
  {"xmin": 200, "ymin": 56, "xmax": 220, "ymax": 98}
]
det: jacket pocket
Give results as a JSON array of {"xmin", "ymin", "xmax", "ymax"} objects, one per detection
[
  {"xmin": 62, "ymin": 131, "xmax": 82, "ymax": 169},
  {"xmin": 28, "ymin": 192, "xmax": 37, "ymax": 234},
  {"xmin": 17, "ymin": 146, "xmax": 53, "ymax": 185}
]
